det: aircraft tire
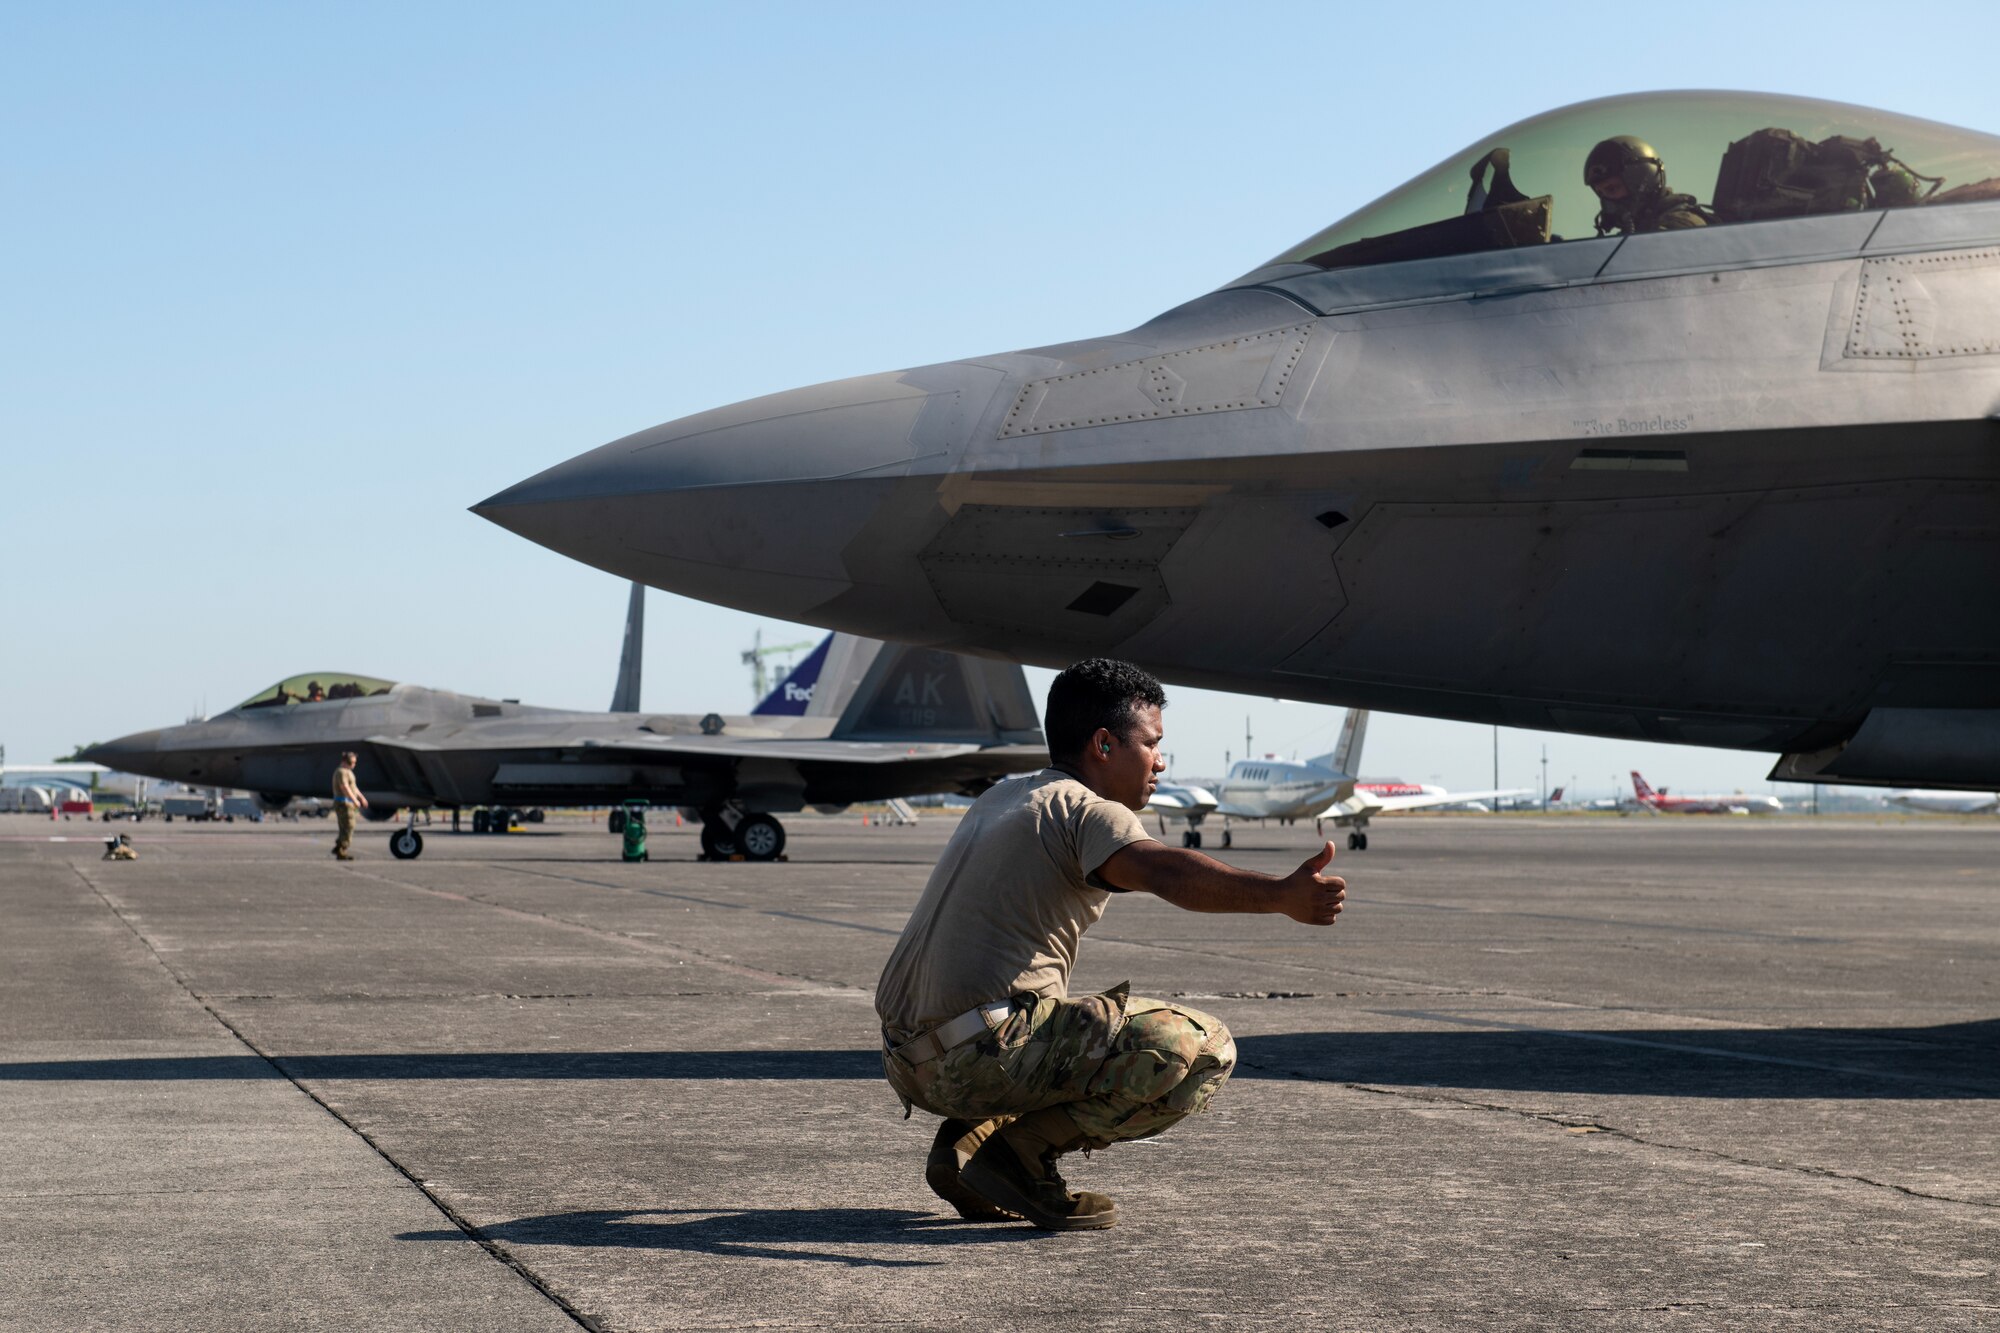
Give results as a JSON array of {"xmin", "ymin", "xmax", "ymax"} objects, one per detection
[
  {"xmin": 1357, "ymin": 833, "xmax": 1369, "ymax": 851},
  {"xmin": 1221, "ymin": 830, "xmax": 1232, "ymax": 849},
  {"xmin": 699, "ymin": 821, "xmax": 739, "ymax": 860},
  {"xmin": 472, "ymin": 809, "xmax": 490, "ymax": 834},
  {"xmin": 390, "ymin": 829, "xmax": 423, "ymax": 860},
  {"xmin": 608, "ymin": 809, "xmax": 626, "ymax": 835},
  {"xmin": 1346, "ymin": 832, "xmax": 1359, "ymax": 851},
  {"xmin": 1181, "ymin": 831, "xmax": 1194, "ymax": 848},
  {"xmin": 737, "ymin": 814, "xmax": 786, "ymax": 861}
]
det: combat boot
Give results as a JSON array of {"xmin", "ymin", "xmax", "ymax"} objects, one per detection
[
  {"xmin": 924, "ymin": 1117, "xmax": 1016, "ymax": 1222},
  {"xmin": 958, "ymin": 1105, "xmax": 1117, "ymax": 1231}
]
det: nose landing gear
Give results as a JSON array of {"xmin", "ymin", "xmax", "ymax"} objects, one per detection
[{"xmin": 390, "ymin": 810, "xmax": 425, "ymax": 860}]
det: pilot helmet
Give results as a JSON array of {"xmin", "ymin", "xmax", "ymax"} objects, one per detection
[
  {"xmin": 1584, "ymin": 136, "xmax": 1666, "ymax": 202},
  {"xmin": 1869, "ymin": 160, "xmax": 1923, "ymax": 208}
]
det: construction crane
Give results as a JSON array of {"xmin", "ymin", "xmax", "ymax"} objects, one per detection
[{"xmin": 741, "ymin": 629, "xmax": 815, "ymax": 705}]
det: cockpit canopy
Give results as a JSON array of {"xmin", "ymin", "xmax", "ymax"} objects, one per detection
[
  {"xmin": 1270, "ymin": 91, "xmax": 2000, "ymax": 273},
  {"xmin": 237, "ymin": 673, "xmax": 397, "ymax": 710}
]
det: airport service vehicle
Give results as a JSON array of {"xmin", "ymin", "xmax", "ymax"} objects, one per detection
[
  {"xmin": 1884, "ymin": 789, "xmax": 2000, "ymax": 814},
  {"xmin": 83, "ymin": 591, "xmax": 1046, "ymax": 862},
  {"xmin": 482, "ymin": 91, "xmax": 2000, "ymax": 793},
  {"xmin": 1630, "ymin": 771, "xmax": 1783, "ymax": 815},
  {"xmin": 159, "ymin": 793, "xmax": 217, "ymax": 821}
]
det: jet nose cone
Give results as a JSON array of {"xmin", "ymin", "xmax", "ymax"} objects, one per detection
[
  {"xmin": 476, "ymin": 367, "xmax": 983, "ymax": 513},
  {"xmin": 79, "ymin": 730, "xmax": 165, "ymax": 771},
  {"xmin": 476, "ymin": 363, "xmax": 1001, "ymax": 623}
]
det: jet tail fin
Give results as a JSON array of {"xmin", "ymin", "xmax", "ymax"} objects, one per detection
[
  {"xmin": 1631, "ymin": 770, "xmax": 1656, "ymax": 800},
  {"xmin": 751, "ymin": 635, "xmax": 833, "ymax": 716},
  {"xmin": 1309, "ymin": 708, "xmax": 1370, "ymax": 777},
  {"xmin": 821, "ymin": 638, "xmax": 1044, "ymax": 746},
  {"xmin": 608, "ymin": 582, "xmax": 644, "ymax": 713}
]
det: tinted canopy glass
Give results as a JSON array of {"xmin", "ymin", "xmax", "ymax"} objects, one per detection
[
  {"xmin": 1271, "ymin": 92, "xmax": 2000, "ymax": 272},
  {"xmin": 237, "ymin": 673, "xmax": 397, "ymax": 709}
]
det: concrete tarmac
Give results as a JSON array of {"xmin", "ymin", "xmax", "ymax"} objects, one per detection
[{"xmin": 2, "ymin": 811, "xmax": 1995, "ymax": 1330}]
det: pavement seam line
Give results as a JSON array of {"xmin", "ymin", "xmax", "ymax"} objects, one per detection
[
  {"xmin": 1235, "ymin": 1051, "xmax": 1999, "ymax": 1215},
  {"xmin": 344, "ymin": 863, "xmax": 868, "ymax": 997},
  {"xmin": 67, "ymin": 862, "xmax": 606, "ymax": 1333}
]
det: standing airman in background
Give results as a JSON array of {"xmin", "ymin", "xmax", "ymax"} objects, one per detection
[
  {"xmin": 331, "ymin": 751, "xmax": 367, "ymax": 860},
  {"xmin": 1587, "ymin": 136, "xmax": 1708, "ymax": 234}
]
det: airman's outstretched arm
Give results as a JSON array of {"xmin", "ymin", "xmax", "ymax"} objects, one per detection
[{"xmin": 1097, "ymin": 840, "xmax": 1346, "ymax": 925}]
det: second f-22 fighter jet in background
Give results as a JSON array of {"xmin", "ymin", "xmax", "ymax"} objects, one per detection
[{"xmin": 83, "ymin": 586, "xmax": 1047, "ymax": 861}]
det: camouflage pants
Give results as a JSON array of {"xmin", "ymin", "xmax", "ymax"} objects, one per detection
[
  {"xmin": 333, "ymin": 803, "xmax": 356, "ymax": 856},
  {"xmin": 882, "ymin": 985, "xmax": 1235, "ymax": 1150}
]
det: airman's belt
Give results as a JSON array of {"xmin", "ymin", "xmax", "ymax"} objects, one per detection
[{"xmin": 890, "ymin": 999, "xmax": 1012, "ymax": 1065}]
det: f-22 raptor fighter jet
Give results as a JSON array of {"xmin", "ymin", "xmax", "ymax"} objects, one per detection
[
  {"xmin": 480, "ymin": 91, "xmax": 2000, "ymax": 792},
  {"xmin": 83, "ymin": 589, "xmax": 1046, "ymax": 861}
]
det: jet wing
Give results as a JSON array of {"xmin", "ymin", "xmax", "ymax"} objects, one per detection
[{"xmin": 365, "ymin": 734, "xmax": 1037, "ymax": 766}]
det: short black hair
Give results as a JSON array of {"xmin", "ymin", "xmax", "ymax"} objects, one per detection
[{"xmin": 1044, "ymin": 659, "xmax": 1167, "ymax": 760}]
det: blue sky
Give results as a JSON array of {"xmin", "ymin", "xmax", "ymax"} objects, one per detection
[{"xmin": 5, "ymin": 2, "xmax": 1995, "ymax": 797}]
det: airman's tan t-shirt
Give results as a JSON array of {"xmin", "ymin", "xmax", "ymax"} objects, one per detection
[{"xmin": 875, "ymin": 769, "xmax": 1155, "ymax": 1040}]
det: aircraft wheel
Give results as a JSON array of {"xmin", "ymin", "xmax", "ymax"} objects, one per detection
[
  {"xmin": 1181, "ymin": 831, "xmax": 1194, "ymax": 848},
  {"xmin": 1221, "ymin": 830, "xmax": 1232, "ymax": 849},
  {"xmin": 1190, "ymin": 830, "xmax": 1202, "ymax": 849},
  {"xmin": 390, "ymin": 829, "xmax": 423, "ymax": 860},
  {"xmin": 1357, "ymin": 833, "xmax": 1369, "ymax": 851},
  {"xmin": 472, "ymin": 809, "xmax": 490, "ymax": 833},
  {"xmin": 699, "ymin": 821, "xmax": 739, "ymax": 860},
  {"xmin": 608, "ymin": 809, "xmax": 626, "ymax": 834},
  {"xmin": 737, "ymin": 814, "xmax": 786, "ymax": 861},
  {"xmin": 1346, "ymin": 832, "xmax": 1360, "ymax": 851}
]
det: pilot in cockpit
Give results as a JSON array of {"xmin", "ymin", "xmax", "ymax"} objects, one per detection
[{"xmin": 1585, "ymin": 136, "xmax": 1708, "ymax": 235}]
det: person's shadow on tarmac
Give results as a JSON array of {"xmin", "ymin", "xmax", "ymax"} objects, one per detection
[{"xmin": 400, "ymin": 1206, "xmax": 1043, "ymax": 1267}]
